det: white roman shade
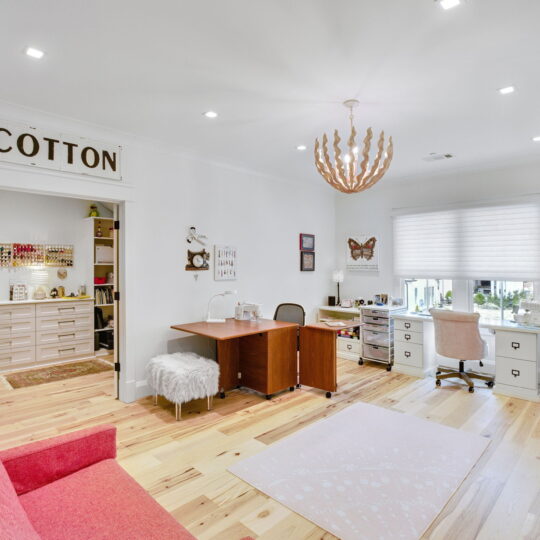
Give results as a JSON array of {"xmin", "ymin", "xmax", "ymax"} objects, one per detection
[{"xmin": 393, "ymin": 202, "xmax": 540, "ymax": 280}]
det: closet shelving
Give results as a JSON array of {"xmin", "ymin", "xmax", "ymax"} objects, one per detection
[{"xmin": 87, "ymin": 216, "xmax": 116, "ymax": 356}]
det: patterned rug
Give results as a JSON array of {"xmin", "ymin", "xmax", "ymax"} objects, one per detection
[
  {"xmin": 229, "ymin": 402, "xmax": 490, "ymax": 540},
  {"xmin": 5, "ymin": 359, "xmax": 113, "ymax": 389}
]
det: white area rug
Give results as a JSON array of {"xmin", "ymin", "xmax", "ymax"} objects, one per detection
[{"xmin": 229, "ymin": 402, "xmax": 489, "ymax": 540}]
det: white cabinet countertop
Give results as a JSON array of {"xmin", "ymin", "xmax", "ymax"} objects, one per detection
[
  {"xmin": 319, "ymin": 305, "xmax": 406, "ymax": 313},
  {"xmin": 392, "ymin": 312, "xmax": 540, "ymax": 334},
  {"xmin": 0, "ymin": 297, "xmax": 93, "ymax": 306}
]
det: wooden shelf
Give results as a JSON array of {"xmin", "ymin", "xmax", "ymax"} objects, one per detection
[
  {"xmin": 95, "ymin": 327, "xmax": 113, "ymax": 333},
  {"xmin": 94, "ymin": 283, "xmax": 114, "ymax": 286},
  {"xmin": 94, "ymin": 263, "xmax": 113, "ymax": 266},
  {"xmin": 94, "ymin": 237, "xmax": 113, "ymax": 240},
  {"xmin": 96, "ymin": 303, "xmax": 114, "ymax": 307}
]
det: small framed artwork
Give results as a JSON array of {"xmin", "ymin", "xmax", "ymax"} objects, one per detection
[
  {"xmin": 299, "ymin": 233, "xmax": 315, "ymax": 251},
  {"xmin": 214, "ymin": 245, "xmax": 237, "ymax": 281},
  {"xmin": 300, "ymin": 250, "xmax": 315, "ymax": 271}
]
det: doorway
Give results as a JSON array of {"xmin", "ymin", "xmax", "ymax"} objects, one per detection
[{"xmin": 0, "ymin": 190, "xmax": 121, "ymax": 397}]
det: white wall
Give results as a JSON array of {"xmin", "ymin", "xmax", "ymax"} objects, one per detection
[
  {"xmin": 335, "ymin": 160, "xmax": 540, "ymax": 301},
  {"xmin": 0, "ymin": 102, "xmax": 335, "ymax": 401},
  {"xmin": 0, "ymin": 192, "xmax": 112, "ymax": 300}
]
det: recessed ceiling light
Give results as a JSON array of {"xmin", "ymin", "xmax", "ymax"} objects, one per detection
[
  {"xmin": 533, "ymin": 136, "xmax": 540, "ymax": 142},
  {"xmin": 498, "ymin": 86, "xmax": 515, "ymax": 95},
  {"xmin": 296, "ymin": 145, "xmax": 307, "ymax": 151},
  {"xmin": 25, "ymin": 47, "xmax": 44, "ymax": 59},
  {"xmin": 203, "ymin": 111, "xmax": 218, "ymax": 119},
  {"xmin": 440, "ymin": 0, "xmax": 460, "ymax": 10}
]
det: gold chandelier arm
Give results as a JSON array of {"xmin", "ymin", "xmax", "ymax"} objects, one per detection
[
  {"xmin": 317, "ymin": 136, "xmax": 345, "ymax": 192},
  {"xmin": 360, "ymin": 136, "xmax": 394, "ymax": 190},
  {"xmin": 347, "ymin": 125, "xmax": 357, "ymax": 183},
  {"xmin": 359, "ymin": 131, "xmax": 385, "ymax": 188},
  {"xmin": 354, "ymin": 128, "xmax": 373, "ymax": 188},
  {"xmin": 333, "ymin": 129, "xmax": 347, "ymax": 186}
]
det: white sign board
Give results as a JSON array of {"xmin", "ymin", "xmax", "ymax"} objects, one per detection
[{"xmin": 0, "ymin": 120, "xmax": 122, "ymax": 180}]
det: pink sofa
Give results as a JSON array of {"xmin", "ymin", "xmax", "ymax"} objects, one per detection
[{"xmin": 0, "ymin": 425, "xmax": 196, "ymax": 539}]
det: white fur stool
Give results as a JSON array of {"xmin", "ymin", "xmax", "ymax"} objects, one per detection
[{"xmin": 146, "ymin": 352, "xmax": 220, "ymax": 420}]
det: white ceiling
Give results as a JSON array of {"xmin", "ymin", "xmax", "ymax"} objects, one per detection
[{"xmin": 1, "ymin": 0, "xmax": 540, "ymax": 185}]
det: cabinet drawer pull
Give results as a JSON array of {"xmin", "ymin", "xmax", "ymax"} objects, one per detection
[
  {"xmin": 404, "ymin": 351, "xmax": 411, "ymax": 358},
  {"xmin": 511, "ymin": 369, "xmax": 520, "ymax": 377},
  {"xmin": 59, "ymin": 333, "xmax": 75, "ymax": 339},
  {"xmin": 405, "ymin": 333, "xmax": 411, "ymax": 341},
  {"xmin": 404, "ymin": 322, "xmax": 411, "ymax": 329},
  {"xmin": 59, "ymin": 307, "xmax": 76, "ymax": 312},
  {"xmin": 511, "ymin": 341, "xmax": 520, "ymax": 350},
  {"xmin": 59, "ymin": 347, "xmax": 76, "ymax": 354},
  {"xmin": 59, "ymin": 320, "xmax": 75, "ymax": 325},
  {"xmin": 347, "ymin": 344, "xmax": 352, "ymax": 350}
]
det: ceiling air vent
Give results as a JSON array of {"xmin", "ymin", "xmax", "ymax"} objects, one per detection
[{"xmin": 422, "ymin": 153, "xmax": 454, "ymax": 162}]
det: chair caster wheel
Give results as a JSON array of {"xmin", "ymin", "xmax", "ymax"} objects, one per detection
[
  {"xmin": 386, "ymin": 365, "xmax": 392, "ymax": 372},
  {"xmin": 436, "ymin": 371, "xmax": 441, "ymax": 376},
  {"xmin": 266, "ymin": 394, "xmax": 272, "ymax": 400},
  {"xmin": 296, "ymin": 383, "xmax": 301, "ymax": 388},
  {"xmin": 469, "ymin": 387, "xmax": 475, "ymax": 393},
  {"xmin": 326, "ymin": 392, "xmax": 332, "ymax": 399},
  {"xmin": 486, "ymin": 381, "xmax": 494, "ymax": 388},
  {"xmin": 436, "ymin": 379, "xmax": 441, "ymax": 386},
  {"xmin": 358, "ymin": 359, "xmax": 364, "ymax": 366},
  {"xmin": 219, "ymin": 392, "xmax": 226, "ymax": 399},
  {"xmin": 289, "ymin": 386, "xmax": 294, "ymax": 392}
]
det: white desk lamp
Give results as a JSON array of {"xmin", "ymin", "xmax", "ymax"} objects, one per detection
[
  {"xmin": 206, "ymin": 290, "xmax": 237, "ymax": 323},
  {"xmin": 332, "ymin": 270, "xmax": 344, "ymax": 306}
]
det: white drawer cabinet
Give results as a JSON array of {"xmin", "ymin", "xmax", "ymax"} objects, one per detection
[
  {"xmin": 0, "ymin": 318, "xmax": 35, "ymax": 337},
  {"xmin": 37, "ymin": 340, "xmax": 94, "ymax": 363},
  {"xmin": 395, "ymin": 329, "xmax": 423, "ymax": 345},
  {"xmin": 0, "ymin": 299, "xmax": 95, "ymax": 373},
  {"xmin": 496, "ymin": 356, "xmax": 537, "ymax": 391},
  {"xmin": 337, "ymin": 338, "xmax": 361, "ymax": 355},
  {"xmin": 394, "ymin": 341, "xmax": 423, "ymax": 368},
  {"xmin": 0, "ymin": 304, "xmax": 35, "ymax": 322},
  {"xmin": 495, "ymin": 331, "xmax": 536, "ymax": 362},
  {"xmin": 36, "ymin": 313, "xmax": 93, "ymax": 333},
  {"xmin": 0, "ymin": 348, "xmax": 35, "ymax": 369},
  {"xmin": 0, "ymin": 333, "xmax": 35, "ymax": 352},
  {"xmin": 36, "ymin": 301, "xmax": 92, "ymax": 319},
  {"xmin": 394, "ymin": 319, "xmax": 423, "ymax": 333}
]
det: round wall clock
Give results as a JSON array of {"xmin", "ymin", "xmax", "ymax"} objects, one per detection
[
  {"xmin": 57, "ymin": 268, "xmax": 68, "ymax": 280},
  {"xmin": 185, "ymin": 249, "xmax": 209, "ymax": 271}
]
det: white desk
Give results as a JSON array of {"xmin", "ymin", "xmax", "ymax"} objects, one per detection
[{"xmin": 392, "ymin": 312, "xmax": 540, "ymax": 402}]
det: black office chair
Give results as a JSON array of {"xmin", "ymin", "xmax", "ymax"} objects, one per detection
[{"xmin": 273, "ymin": 303, "xmax": 306, "ymax": 327}]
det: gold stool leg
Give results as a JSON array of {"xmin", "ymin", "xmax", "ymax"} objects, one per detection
[
  {"xmin": 207, "ymin": 395, "xmax": 213, "ymax": 411},
  {"xmin": 153, "ymin": 393, "xmax": 158, "ymax": 406},
  {"xmin": 175, "ymin": 402, "xmax": 181, "ymax": 421}
]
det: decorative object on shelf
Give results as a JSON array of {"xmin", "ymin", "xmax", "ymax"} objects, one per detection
[
  {"xmin": 314, "ymin": 99, "xmax": 393, "ymax": 194},
  {"xmin": 0, "ymin": 244, "xmax": 12, "ymax": 267},
  {"xmin": 515, "ymin": 300, "xmax": 540, "ymax": 326},
  {"xmin": 186, "ymin": 226, "xmax": 208, "ymax": 246},
  {"xmin": 300, "ymin": 251, "xmax": 315, "ymax": 271},
  {"xmin": 235, "ymin": 302, "xmax": 262, "ymax": 321},
  {"xmin": 57, "ymin": 285, "xmax": 65, "ymax": 297},
  {"xmin": 341, "ymin": 299, "xmax": 354, "ymax": 308},
  {"xmin": 96, "ymin": 221, "xmax": 103, "ymax": 237},
  {"xmin": 57, "ymin": 268, "xmax": 67, "ymax": 280},
  {"xmin": 214, "ymin": 245, "xmax": 237, "ymax": 281},
  {"xmin": 347, "ymin": 234, "xmax": 379, "ymax": 272},
  {"xmin": 10, "ymin": 284, "xmax": 28, "ymax": 301},
  {"xmin": 185, "ymin": 249, "xmax": 210, "ymax": 271},
  {"xmin": 32, "ymin": 269, "xmax": 49, "ymax": 300},
  {"xmin": 50, "ymin": 287, "xmax": 58, "ymax": 298},
  {"xmin": 95, "ymin": 245, "xmax": 113, "ymax": 263},
  {"xmin": 88, "ymin": 204, "xmax": 100, "ymax": 217},
  {"xmin": 299, "ymin": 233, "xmax": 315, "ymax": 251},
  {"xmin": 206, "ymin": 290, "xmax": 237, "ymax": 323},
  {"xmin": 328, "ymin": 295, "xmax": 336, "ymax": 306},
  {"xmin": 332, "ymin": 270, "xmax": 344, "ymax": 305}
]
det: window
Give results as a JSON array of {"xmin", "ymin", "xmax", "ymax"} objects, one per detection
[
  {"xmin": 472, "ymin": 280, "xmax": 534, "ymax": 323},
  {"xmin": 404, "ymin": 279, "xmax": 453, "ymax": 312}
]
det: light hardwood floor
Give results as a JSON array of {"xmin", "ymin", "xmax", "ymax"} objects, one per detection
[{"xmin": 1, "ymin": 359, "xmax": 539, "ymax": 540}]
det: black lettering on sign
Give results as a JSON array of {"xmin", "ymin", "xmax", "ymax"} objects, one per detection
[
  {"xmin": 81, "ymin": 146, "xmax": 99, "ymax": 168},
  {"xmin": 0, "ymin": 128, "xmax": 12, "ymax": 152},
  {"xmin": 17, "ymin": 133, "xmax": 39, "ymax": 157},
  {"xmin": 43, "ymin": 137, "xmax": 60, "ymax": 161},
  {"xmin": 102, "ymin": 150, "xmax": 117, "ymax": 172},
  {"xmin": 63, "ymin": 141, "xmax": 78, "ymax": 164}
]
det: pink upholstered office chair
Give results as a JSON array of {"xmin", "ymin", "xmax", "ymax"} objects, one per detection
[{"xmin": 429, "ymin": 309, "xmax": 494, "ymax": 393}]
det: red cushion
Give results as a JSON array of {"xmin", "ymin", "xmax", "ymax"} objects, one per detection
[
  {"xmin": 19, "ymin": 459, "xmax": 195, "ymax": 540},
  {"xmin": 0, "ymin": 461, "xmax": 40, "ymax": 540}
]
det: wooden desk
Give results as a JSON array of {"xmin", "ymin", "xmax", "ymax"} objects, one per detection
[
  {"xmin": 299, "ymin": 322, "xmax": 362, "ymax": 398},
  {"xmin": 171, "ymin": 318, "xmax": 298, "ymax": 399}
]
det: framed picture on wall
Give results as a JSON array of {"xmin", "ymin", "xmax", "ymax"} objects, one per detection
[
  {"xmin": 346, "ymin": 234, "xmax": 379, "ymax": 272},
  {"xmin": 300, "ymin": 250, "xmax": 315, "ymax": 271},
  {"xmin": 299, "ymin": 233, "xmax": 315, "ymax": 251}
]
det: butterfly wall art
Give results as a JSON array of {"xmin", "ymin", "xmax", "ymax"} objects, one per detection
[{"xmin": 346, "ymin": 235, "xmax": 379, "ymax": 271}]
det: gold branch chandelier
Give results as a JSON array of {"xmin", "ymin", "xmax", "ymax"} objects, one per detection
[{"xmin": 314, "ymin": 99, "xmax": 393, "ymax": 194}]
